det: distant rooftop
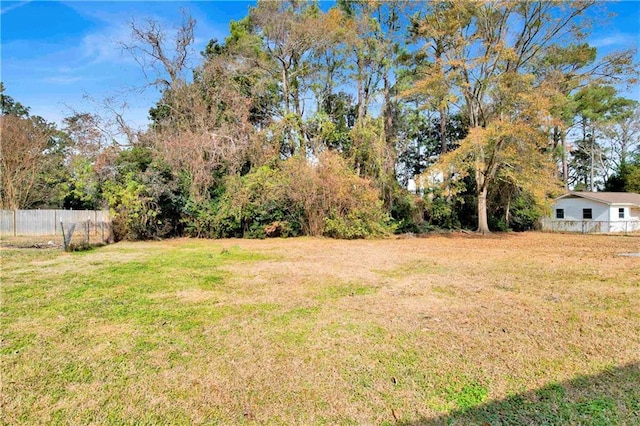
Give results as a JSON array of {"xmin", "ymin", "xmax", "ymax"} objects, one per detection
[{"xmin": 560, "ymin": 192, "xmax": 640, "ymax": 206}]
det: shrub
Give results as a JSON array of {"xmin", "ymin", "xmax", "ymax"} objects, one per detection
[
  {"xmin": 389, "ymin": 189, "xmax": 427, "ymax": 234},
  {"xmin": 204, "ymin": 165, "xmax": 304, "ymax": 239},
  {"xmin": 206, "ymin": 152, "xmax": 393, "ymax": 239},
  {"xmin": 103, "ymin": 164, "xmax": 183, "ymax": 241},
  {"xmin": 324, "ymin": 208, "xmax": 391, "ymax": 239},
  {"xmin": 289, "ymin": 151, "xmax": 394, "ymax": 238}
]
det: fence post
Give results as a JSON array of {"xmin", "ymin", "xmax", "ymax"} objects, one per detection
[
  {"xmin": 12, "ymin": 210, "xmax": 16, "ymax": 236},
  {"xmin": 61, "ymin": 219, "xmax": 67, "ymax": 251}
]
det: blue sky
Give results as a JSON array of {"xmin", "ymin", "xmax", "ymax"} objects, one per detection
[
  {"xmin": 1, "ymin": 1, "xmax": 639, "ymax": 131},
  {"xmin": 1, "ymin": 1, "xmax": 253, "ymax": 129}
]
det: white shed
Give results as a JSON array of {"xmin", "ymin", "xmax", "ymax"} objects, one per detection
[{"xmin": 542, "ymin": 192, "xmax": 640, "ymax": 233}]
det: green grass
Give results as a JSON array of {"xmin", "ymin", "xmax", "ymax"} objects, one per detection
[
  {"xmin": 319, "ymin": 281, "xmax": 377, "ymax": 300},
  {"xmin": 1, "ymin": 234, "xmax": 639, "ymax": 424},
  {"xmin": 445, "ymin": 381, "xmax": 490, "ymax": 410}
]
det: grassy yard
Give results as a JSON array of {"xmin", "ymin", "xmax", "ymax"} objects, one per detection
[{"xmin": 1, "ymin": 232, "xmax": 639, "ymax": 424}]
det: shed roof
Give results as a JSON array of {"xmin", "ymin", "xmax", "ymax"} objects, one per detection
[{"xmin": 558, "ymin": 192, "xmax": 640, "ymax": 206}]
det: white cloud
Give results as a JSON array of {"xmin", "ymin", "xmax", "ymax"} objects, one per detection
[
  {"xmin": 0, "ymin": 0, "xmax": 31, "ymax": 15},
  {"xmin": 80, "ymin": 21, "xmax": 134, "ymax": 66},
  {"xmin": 43, "ymin": 76, "xmax": 86, "ymax": 85},
  {"xmin": 590, "ymin": 33, "xmax": 638, "ymax": 49}
]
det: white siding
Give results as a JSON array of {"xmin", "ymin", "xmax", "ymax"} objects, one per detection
[
  {"xmin": 544, "ymin": 198, "xmax": 640, "ymax": 233},
  {"xmin": 554, "ymin": 198, "xmax": 610, "ymax": 221},
  {"xmin": 609, "ymin": 205, "xmax": 640, "ymax": 232}
]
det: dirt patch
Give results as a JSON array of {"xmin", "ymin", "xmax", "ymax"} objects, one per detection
[
  {"xmin": 175, "ymin": 289, "xmax": 219, "ymax": 303},
  {"xmin": 1, "ymin": 235, "xmax": 63, "ymax": 249}
]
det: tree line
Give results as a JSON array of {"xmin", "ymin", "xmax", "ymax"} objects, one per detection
[{"xmin": 1, "ymin": 0, "xmax": 638, "ymax": 239}]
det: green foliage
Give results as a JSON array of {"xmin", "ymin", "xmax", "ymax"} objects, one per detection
[
  {"xmin": 180, "ymin": 199, "xmax": 219, "ymax": 238},
  {"xmin": 444, "ymin": 381, "xmax": 489, "ymax": 411},
  {"xmin": 488, "ymin": 216, "xmax": 510, "ymax": 232},
  {"xmin": 489, "ymin": 185, "xmax": 548, "ymax": 232},
  {"xmin": 349, "ymin": 118, "xmax": 386, "ymax": 180},
  {"xmin": 427, "ymin": 196, "xmax": 460, "ymax": 229},
  {"xmin": 421, "ymin": 174, "xmax": 472, "ymax": 230},
  {"xmin": 0, "ymin": 83, "xmax": 30, "ymax": 117},
  {"xmin": 211, "ymin": 165, "xmax": 304, "ymax": 239},
  {"xmin": 62, "ymin": 158, "xmax": 100, "ymax": 210},
  {"xmin": 574, "ymin": 85, "xmax": 636, "ymax": 123},
  {"xmin": 508, "ymin": 192, "xmax": 545, "ymax": 231},
  {"xmin": 187, "ymin": 153, "xmax": 392, "ymax": 239},
  {"xmin": 103, "ymin": 148, "xmax": 184, "ymax": 240},
  {"xmin": 389, "ymin": 189, "xmax": 428, "ymax": 234},
  {"xmin": 103, "ymin": 174, "xmax": 157, "ymax": 241},
  {"xmin": 605, "ymin": 161, "xmax": 640, "ymax": 192},
  {"xmin": 323, "ymin": 207, "xmax": 392, "ymax": 239}
]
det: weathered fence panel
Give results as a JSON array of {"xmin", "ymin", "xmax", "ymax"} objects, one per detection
[
  {"xmin": 0, "ymin": 210, "xmax": 110, "ymax": 236},
  {"xmin": 0, "ymin": 210, "xmax": 14, "ymax": 236},
  {"xmin": 541, "ymin": 219, "xmax": 640, "ymax": 234}
]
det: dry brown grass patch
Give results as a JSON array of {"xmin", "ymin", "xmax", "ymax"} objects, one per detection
[{"xmin": 2, "ymin": 232, "xmax": 639, "ymax": 424}]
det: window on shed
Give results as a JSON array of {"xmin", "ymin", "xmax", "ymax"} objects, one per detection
[
  {"xmin": 583, "ymin": 208, "xmax": 592, "ymax": 219},
  {"xmin": 556, "ymin": 209, "xmax": 564, "ymax": 219},
  {"xmin": 619, "ymin": 208, "xmax": 625, "ymax": 218}
]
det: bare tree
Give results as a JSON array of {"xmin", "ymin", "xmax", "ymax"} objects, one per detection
[
  {"xmin": 149, "ymin": 53, "xmax": 261, "ymax": 200},
  {"xmin": 599, "ymin": 104, "xmax": 640, "ymax": 173},
  {"xmin": 63, "ymin": 112, "xmax": 108, "ymax": 161},
  {"xmin": 0, "ymin": 115, "xmax": 55, "ymax": 209},
  {"xmin": 73, "ymin": 94, "xmax": 140, "ymax": 147},
  {"xmin": 122, "ymin": 10, "xmax": 195, "ymax": 90}
]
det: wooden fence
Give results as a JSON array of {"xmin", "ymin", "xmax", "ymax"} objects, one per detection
[
  {"xmin": 0, "ymin": 209, "xmax": 110, "ymax": 237},
  {"xmin": 541, "ymin": 219, "xmax": 640, "ymax": 234}
]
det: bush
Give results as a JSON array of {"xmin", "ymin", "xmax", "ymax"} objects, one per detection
[
  {"xmin": 507, "ymin": 192, "xmax": 544, "ymax": 231},
  {"xmin": 202, "ymin": 165, "xmax": 305, "ymax": 239},
  {"xmin": 205, "ymin": 152, "xmax": 393, "ymax": 239},
  {"xmin": 324, "ymin": 208, "xmax": 391, "ymax": 239},
  {"xmin": 181, "ymin": 198, "xmax": 219, "ymax": 238},
  {"xmin": 293, "ymin": 151, "xmax": 394, "ymax": 238},
  {"xmin": 389, "ymin": 189, "xmax": 427, "ymax": 234},
  {"xmin": 103, "ymin": 164, "xmax": 183, "ymax": 241}
]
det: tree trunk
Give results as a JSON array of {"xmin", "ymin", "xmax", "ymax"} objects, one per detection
[
  {"xmin": 475, "ymin": 150, "xmax": 491, "ymax": 234},
  {"xmin": 435, "ymin": 41, "xmax": 448, "ymax": 155},
  {"xmin": 505, "ymin": 196, "xmax": 511, "ymax": 225},
  {"xmin": 590, "ymin": 132, "xmax": 595, "ymax": 192},
  {"xmin": 281, "ymin": 66, "xmax": 290, "ymax": 116},
  {"xmin": 561, "ymin": 131, "xmax": 569, "ymax": 190},
  {"xmin": 440, "ymin": 106, "xmax": 448, "ymax": 154},
  {"xmin": 383, "ymin": 73, "xmax": 391, "ymax": 143},
  {"xmin": 382, "ymin": 70, "xmax": 396, "ymax": 209},
  {"xmin": 477, "ymin": 185, "xmax": 491, "ymax": 234},
  {"xmin": 356, "ymin": 55, "xmax": 366, "ymax": 124},
  {"xmin": 280, "ymin": 62, "xmax": 295, "ymax": 156}
]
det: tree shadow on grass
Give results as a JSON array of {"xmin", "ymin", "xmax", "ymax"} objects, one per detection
[{"xmin": 401, "ymin": 363, "xmax": 640, "ymax": 425}]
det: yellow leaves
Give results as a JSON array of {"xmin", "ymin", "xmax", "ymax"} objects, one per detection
[
  {"xmin": 402, "ymin": 67, "xmax": 452, "ymax": 106},
  {"xmin": 497, "ymin": 44, "xmax": 519, "ymax": 63},
  {"xmin": 428, "ymin": 111, "xmax": 557, "ymax": 199},
  {"xmin": 309, "ymin": 7, "xmax": 355, "ymax": 48}
]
